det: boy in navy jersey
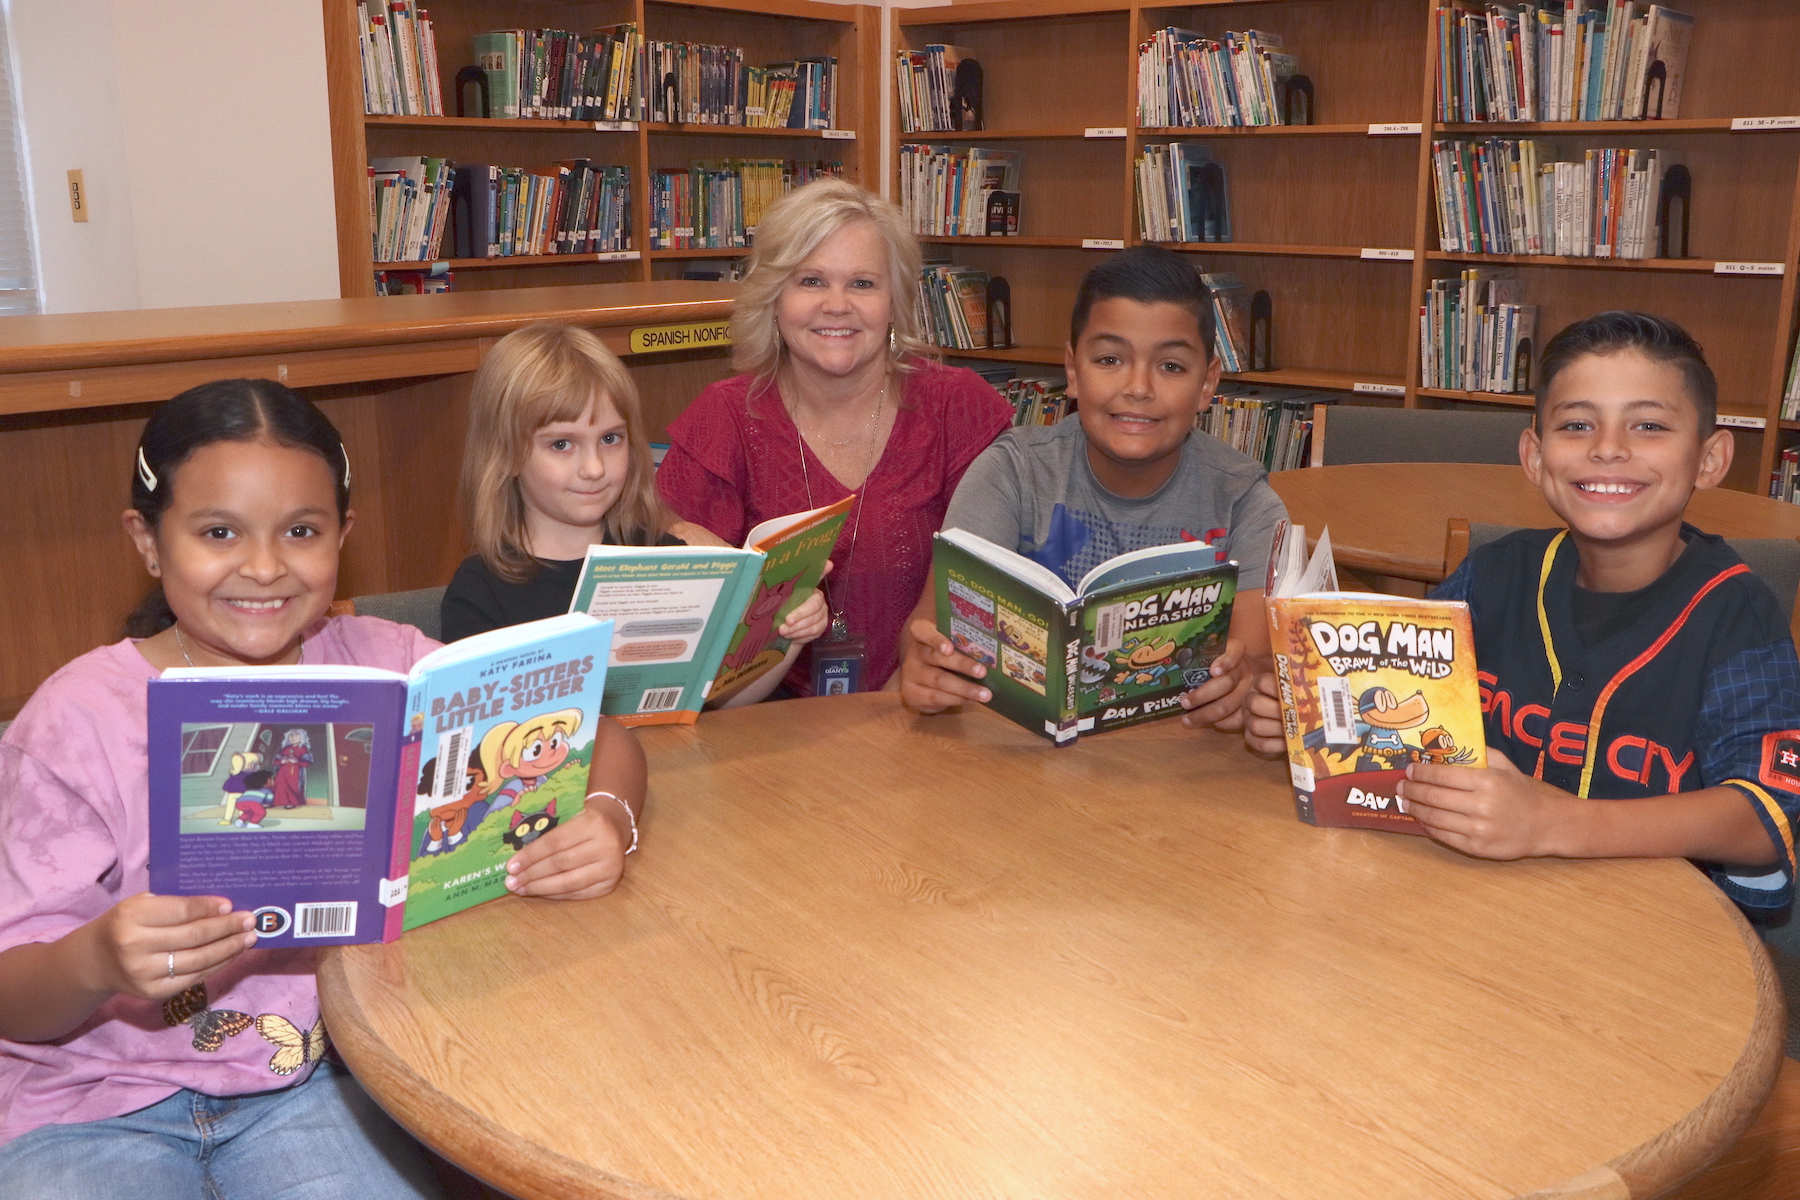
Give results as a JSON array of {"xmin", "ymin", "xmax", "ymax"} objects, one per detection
[{"xmin": 1246, "ymin": 312, "xmax": 1800, "ymax": 917}]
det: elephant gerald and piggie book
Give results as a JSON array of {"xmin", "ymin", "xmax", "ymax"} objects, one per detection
[
  {"xmin": 148, "ymin": 612, "xmax": 614, "ymax": 947},
  {"xmin": 932, "ymin": 528, "xmax": 1238, "ymax": 744},
  {"xmin": 569, "ymin": 495, "xmax": 852, "ymax": 724},
  {"xmin": 1263, "ymin": 522, "xmax": 1486, "ymax": 834}
]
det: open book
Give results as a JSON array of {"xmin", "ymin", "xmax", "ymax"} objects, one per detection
[
  {"xmin": 570, "ymin": 497, "xmax": 851, "ymax": 723},
  {"xmin": 148, "ymin": 613, "xmax": 614, "ymax": 945},
  {"xmin": 933, "ymin": 528, "xmax": 1237, "ymax": 743}
]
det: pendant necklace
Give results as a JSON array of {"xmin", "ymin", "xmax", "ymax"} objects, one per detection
[{"xmin": 792, "ymin": 379, "xmax": 885, "ymax": 639}]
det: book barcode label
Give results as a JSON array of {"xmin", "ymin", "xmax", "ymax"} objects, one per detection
[
  {"xmin": 593, "ymin": 120, "xmax": 639, "ymax": 131},
  {"xmin": 1717, "ymin": 414, "xmax": 1768, "ymax": 429},
  {"xmin": 1353, "ymin": 382, "xmax": 1407, "ymax": 397},
  {"xmin": 432, "ymin": 727, "xmax": 473, "ymax": 801},
  {"xmin": 295, "ymin": 902, "xmax": 358, "ymax": 939},
  {"xmin": 594, "ymin": 250, "xmax": 640, "ymax": 262},
  {"xmin": 822, "ymin": 128, "xmax": 856, "ymax": 140},
  {"xmin": 1714, "ymin": 261, "xmax": 1785, "ymax": 276},
  {"xmin": 1084, "ymin": 127, "xmax": 1126, "ymax": 138},
  {"xmin": 1359, "ymin": 247, "xmax": 1415, "ymax": 261},
  {"xmin": 639, "ymin": 686, "xmax": 684, "ymax": 713},
  {"xmin": 1367, "ymin": 122, "xmax": 1422, "ymax": 135},
  {"xmin": 1093, "ymin": 603, "xmax": 1125, "ymax": 653},
  {"xmin": 379, "ymin": 877, "xmax": 409, "ymax": 907},
  {"xmin": 1318, "ymin": 678, "xmax": 1357, "ymax": 746},
  {"xmin": 1732, "ymin": 116, "xmax": 1800, "ymax": 132},
  {"xmin": 1082, "ymin": 238, "xmax": 1126, "ymax": 250}
]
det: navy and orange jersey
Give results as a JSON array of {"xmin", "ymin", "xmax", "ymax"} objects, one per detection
[{"xmin": 1432, "ymin": 525, "xmax": 1800, "ymax": 915}]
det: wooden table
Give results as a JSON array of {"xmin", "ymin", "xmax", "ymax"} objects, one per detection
[
  {"xmin": 1269, "ymin": 463, "xmax": 1800, "ymax": 583},
  {"xmin": 319, "ymin": 694, "xmax": 1782, "ymax": 1200}
]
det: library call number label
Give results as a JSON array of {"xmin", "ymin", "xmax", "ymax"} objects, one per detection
[{"xmin": 629, "ymin": 321, "xmax": 732, "ymax": 354}]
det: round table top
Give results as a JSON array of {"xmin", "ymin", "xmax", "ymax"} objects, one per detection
[
  {"xmin": 1268, "ymin": 463, "xmax": 1800, "ymax": 581},
  {"xmin": 319, "ymin": 694, "xmax": 1781, "ymax": 1200}
]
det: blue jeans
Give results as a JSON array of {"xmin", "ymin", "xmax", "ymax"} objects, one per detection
[{"xmin": 0, "ymin": 1061, "xmax": 446, "ymax": 1200}]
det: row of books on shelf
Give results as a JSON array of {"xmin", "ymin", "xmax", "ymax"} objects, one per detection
[
  {"xmin": 896, "ymin": 44, "xmax": 982, "ymax": 134},
  {"xmin": 357, "ymin": 2, "xmax": 444, "ymax": 117},
  {"xmin": 1431, "ymin": 139, "xmax": 1683, "ymax": 259},
  {"xmin": 898, "ymin": 145, "xmax": 1021, "ymax": 238},
  {"xmin": 643, "ymin": 44, "xmax": 838, "ymax": 129},
  {"xmin": 650, "ymin": 160, "xmax": 840, "ymax": 250},
  {"xmin": 1198, "ymin": 386, "xmax": 1323, "ymax": 473},
  {"xmin": 1773, "ymin": 448, "xmax": 1800, "ymax": 505},
  {"xmin": 1420, "ymin": 272, "xmax": 1538, "ymax": 395},
  {"xmin": 1203, "ymin": 272, "xmax": 1262, "ymax": 374},
  {"xmin": 1435, "ymin": 1, "xmax": 1693, "ymax": 124},
  {"xmin": 468, "ymin": 24, "xmax": 641, "ymax": 122},
  {"xmin": 1136, "ymin": 144, "xmax": 1233, "ymax": 244},
  {"xmin": 1137, "ymin": 27, "xmax": 1304, "ymax": 129},
  {"xmin": 373, "ymin": 157, "xmax": 633, "ymax": 262},
  {"xmin": 996, "ymin": 378, "xmax": 1070, "ymax": 428}
]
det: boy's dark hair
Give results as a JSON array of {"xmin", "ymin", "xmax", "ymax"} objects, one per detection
[
  {"xmin": 243, "ymin": 770, "xmax": 273, "ymax": 790},
  {"xmin": 1068, "ymin": 245, "xmax": 1215, "ymax": 355},
  {"xmin": 1536, "ymin": 311, "xmax": 1717, "ymax": 433},
  {"xmin": 124, "ymin": 379, "xmax": 352, "ymax": 638}
]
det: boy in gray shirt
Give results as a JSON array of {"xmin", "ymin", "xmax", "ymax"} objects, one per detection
[{"xmin": 898, "ymin": 245, "xmax": 1289, "ymax": 731}]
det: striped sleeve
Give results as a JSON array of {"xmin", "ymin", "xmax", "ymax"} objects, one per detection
[{"xmin": 1694, "ymin": 639, "xmax": 1800, "ymax": 914}]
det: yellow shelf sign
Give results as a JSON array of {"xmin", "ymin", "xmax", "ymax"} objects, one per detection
[{"xmin": 628, "ymin": 320, "xmax": 732, "ymax": 354}]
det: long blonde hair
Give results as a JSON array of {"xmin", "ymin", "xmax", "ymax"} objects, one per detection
[
  {"xmin": 732, "ymin": 178, "xmax": 934, "ymax": 392},
  {"xmin": 461, "ymin": 323, "xmax": 667, "ymax": 583}
]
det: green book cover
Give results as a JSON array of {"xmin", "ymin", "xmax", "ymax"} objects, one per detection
[
  {"xmin": 933, "ymin": 530, "xmax": 1237, "ymax": 743},
  {"xmin": 472, "ymin": 30, "xmax": 521, "ymax": 118}
]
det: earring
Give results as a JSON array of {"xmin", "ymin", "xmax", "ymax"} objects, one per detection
[
  {"xmin": 149, "ymin": 560, "xmax": 160, "ymax": 576},
  {"xmin": 889, "ymin": 326, "xmax": 897, "ymax": 353}
]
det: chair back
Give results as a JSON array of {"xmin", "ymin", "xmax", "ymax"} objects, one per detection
[
  {"xmin": 331, "ymin": 586, "xmax": 447, "ymax": 641},
  {"xmin": 1312, "ymin": 404, "xmax": 1532, "ymax": 467}
]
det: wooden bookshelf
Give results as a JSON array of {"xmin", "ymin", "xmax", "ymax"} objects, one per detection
[
  {"xmin": 322, "ymin": 0, "xmax": 878, "ymax": 297},
  {"xmin": 894, "ymin": 0, "xmax": 1800, "ymax": 494}
]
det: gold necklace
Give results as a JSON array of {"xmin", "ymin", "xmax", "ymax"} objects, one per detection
[
  {"xmin": 788, "ymin": 380, "xmax": 885, "ymax": 449},
  {"xmin": 172, "ymin": 623, "xmax": 304, "ymax": 667},
  {"xmin": 794, "ymin": 381, "xmax": 886, "ymax": 637}
]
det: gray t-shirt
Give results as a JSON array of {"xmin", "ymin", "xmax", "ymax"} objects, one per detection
[{"xmin": 942, "ymin": 420, "xmax": 1289, "ymax": 590}]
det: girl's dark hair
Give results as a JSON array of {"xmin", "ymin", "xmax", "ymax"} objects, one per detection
[
  {"xmin": 1536, "ymin": 311, "xmax": 1717, "ymax": 432},
  {"xmin": 124, "ymin": 379, "xmax": 352, "ymax": 638},
  {"xmin": 1068, "ymin": 245, "xmax": 1216, "ymax": 354}
]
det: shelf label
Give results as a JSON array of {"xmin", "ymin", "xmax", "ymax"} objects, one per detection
[
  {"xmin": 594, "ymin": 250, "xmax": 640, "ymax": 262},
  {"xmin": 1353, "ymin": 382, "xmax": 1407, "ymax": 397},
  {"xmin": 1081, "ymin": 238, "xmax": 1126, "ymax": 250},
  {"xmin": 1085, "ymin": 127, "xmax": 1127, "ymax": 138},
  {"xmin": 593, "ymin": 120, "xmax": 639, "ymax": 131},
  {"xmin": 1732, "ymin": 116, "xmax": 1800, "ymax": 132},
  {"xmin": 1715, "ymin": 261, "xmax": 1785, "ymax": 276},
  {"xmin": 1717, "ymin": 414, "xmax": 1768, "ymax": 429},
  {"xmin": 628, "ymin": 320, "xmax": 732, "ymax": 354},
  {"xmin": 822, "ymin": 128, "xmax": 856, "ymax": 140},
  {"xmin": 1360, "ymin": 247, "xmax": 1415, "ymax": 261},
  {"xmin": 1368, "ymin": 122, "xmax": 1423, "ymax": 135}
]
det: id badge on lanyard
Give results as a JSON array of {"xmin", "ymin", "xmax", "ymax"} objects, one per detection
[{"xmin": 811, "ymin": 615, "xmax": 866, "ymax": 695}]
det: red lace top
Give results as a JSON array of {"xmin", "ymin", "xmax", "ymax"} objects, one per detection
[{"xmin": 657, "ymin": 360, "xmax": 1014, "ymax": 693}]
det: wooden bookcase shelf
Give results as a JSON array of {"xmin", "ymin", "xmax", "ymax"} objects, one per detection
[
  {"xmin": 895, "ymin": 0, "xmax": 1800, "ymax": 494},
  {"xmin": 323, "ymin": 0, "xmax": 877, "ymax": 297}
]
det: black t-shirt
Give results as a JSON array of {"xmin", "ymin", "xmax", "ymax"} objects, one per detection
[
  {"xmin": 440, "ymin": 528, "xmax": 684, "ymax": 643},
  {"xmin": 1570, "ymin": 534, "xmax": 1697, "ymax": 648}
]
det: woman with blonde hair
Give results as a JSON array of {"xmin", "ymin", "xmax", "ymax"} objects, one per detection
[{"xmin": 657, "ymin": 178, "xmax": 1013, "ymax": 694}]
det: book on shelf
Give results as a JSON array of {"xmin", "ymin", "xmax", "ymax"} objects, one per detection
[
  {"xmin": 1783, "ymin": 341, "xmax": 1800, "ymax": 422},
  {"xmin": 896, "ymin": 44, "xmax": 982, "ymax": 133},
  {"xmin": 1137, "ymin": 26, "xmax": 1302, "ymax": 128},
  {"xmin": 994, "ymin": 378, "xmax": 1071, "ymax": 428},
  {"xmin": 568, "ymin": 499, "xmax": 851, "ymax": 725},
  {"xmin": 917, "ymin": 263, "xmax": 992, "ymax": 350},
  {"xmin": 1136, "ymin": 143, "xmax": 1232, "ymax": 243},
  {"xmin": 369, "ymin": 156, "xmax": 453, "ymax": 263},
  {"xmin": 374, "ymin": 266, "xmax": 453, "ymax": 294},
  {"xmin": 1431, "ymin": 138, "xmax": 1677, "ymax": 258},
  {"xmin": 147, "ymin": 613, "xmax": 614, "ymax": 946},
  {"xmin": 1421, "ymin": 270, "xmax": 1538, "ymax": 394},
  {"xmin": 1435, "ymin": 2, "xmax": 1693, "ymax": 124},
  {"xmin": 1774, "ymin": 447, "xmax": 1800, "ymax": 504},
  {"xmin": 470, "ymin": 25, "xmax": 642, "ymax": 122},
  {"xmin": 1264, "ymin": 524, "xmax": 1487, "ymax": 834},
  {"xmin": 933, "ymin": 530, "xmax": 1238, "ymax": 744},
  {"xmin": 447, "ymin": 161, "xmax": 632, "ymax": 259},
  {"xmin": 650, "ymin": 160, "xmax": 840, "ymax": 250},
  {"xmin": 899, "ymin": 145, "xmax": 1022, "ymax": 238},
  {"xmin": 645, "ymin": 42, "xmax": 836, "ymax": 128},
  {"xmin": 1201, "ymin": 271, "xmax": 1252, "ymax": 371},
  {"xmin": 359, "ymin": 2, "xmax": 443, "ymax": 117},
  {"xmin": 1200, "ymin": 385, "xmax": 1323, "ymax": 472}
]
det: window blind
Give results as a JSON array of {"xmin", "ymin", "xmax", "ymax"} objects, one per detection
[{"xmin": 0, "ymin": 11, "xmax": 37, "ymax": 316}]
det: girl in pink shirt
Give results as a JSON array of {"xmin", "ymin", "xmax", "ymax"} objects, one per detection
[{"xmin": 0, "ymin": 380, "xmax": 646, "ymax": 1198}]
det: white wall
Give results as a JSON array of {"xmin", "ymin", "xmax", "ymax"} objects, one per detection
[{"xmin": 11, "ymin": 0, "xmax": 341, "ymax": 313}]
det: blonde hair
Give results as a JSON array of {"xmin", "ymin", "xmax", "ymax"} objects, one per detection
[
  {"xmin": 477, "ymin": 709, "xmax": 583, "ymax": 783},
  {"xmin": 732, "ymin": 178, "xmax": 934, "ymax": 390},
  {"xmin": 461, "ymin": 323, "xmax": 667, "ymax": 583}
]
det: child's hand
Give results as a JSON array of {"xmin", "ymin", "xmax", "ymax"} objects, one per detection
[
  {"xmin": 778, "ymin": 579, "xmax": 831, "ymax": 647},
  {"xmin": 505, "ymin": 804, "xmax": 633, "ymax": 900},
  {"xmin": 1241, "ymin": 672, "xmax": 1287, "ymax": 756},
  {"xmin": 1178, "ymin": 639, "xmax": 1250, "ymax": 731},
  {"xmin": 84, "ymin": 893, "xmax": 257, "ymax": 1002},
  {"xmin": 1397, "ymin": 753, "xmax": 1571, "ymax": 860},
  {"xmin": 899, "ymin": 618, "xmax": 992, "ymax": 713}
]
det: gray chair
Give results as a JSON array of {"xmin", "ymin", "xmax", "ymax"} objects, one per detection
[
  {"xmin": 329, "ymin": 586, "xmax": 447, "ymax": 641},
  {"xmin": 1311, "ymin": 403, "xmax": 1533, "ymax": 467}
]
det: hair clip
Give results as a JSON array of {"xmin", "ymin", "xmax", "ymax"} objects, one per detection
[
  {"xmin": 136, "ymin": 446, "xmax": 158, "ymax": 492},
  {"xmin": 339, "ymin": 443, "xmax": 351, "ymax": 490}
]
